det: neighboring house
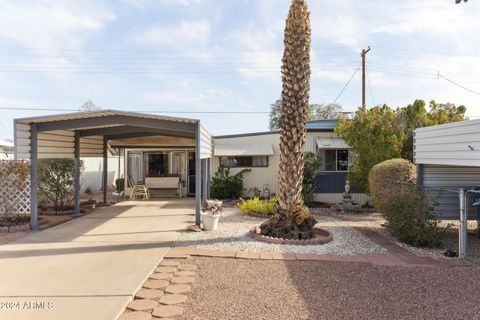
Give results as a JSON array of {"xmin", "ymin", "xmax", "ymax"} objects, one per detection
[
  {"xmin": 414, "ymin": 119, "xmax": 479, "ymax": 220},
  {"xmin": 0, "ymin": 140, "xmax": 14, "ymax": 160},
  {"xmin": 213, "ymin": 120, "xmax": 369, "ymax": 205}
]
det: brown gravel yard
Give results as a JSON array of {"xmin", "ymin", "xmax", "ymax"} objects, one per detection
[{"xmin": 179, "ymin": 257, "xmax": 480, "ymax": 320}]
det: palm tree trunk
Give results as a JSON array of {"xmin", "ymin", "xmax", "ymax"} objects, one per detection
[{"xmin": 260, "ymin": 0, "xmax": 316, "ymax": 240}]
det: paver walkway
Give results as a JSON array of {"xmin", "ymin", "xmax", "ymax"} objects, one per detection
[{"xmin": 0, "ymin": 199, "xmax": 193, "ymax": 320}]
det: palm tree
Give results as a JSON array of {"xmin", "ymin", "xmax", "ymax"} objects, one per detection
[{"xmin": 260, "ymin": 0, "xmax": 317, "ymax": 239}]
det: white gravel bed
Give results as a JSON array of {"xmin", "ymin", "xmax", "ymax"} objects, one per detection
[{"xmin": 175, "ymin": 209, "xmax": 387, "ymax": 255}]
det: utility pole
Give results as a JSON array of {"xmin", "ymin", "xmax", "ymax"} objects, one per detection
[{"xmin": 361, "ymin": 46, "xmax": 371, "ymax": 110}]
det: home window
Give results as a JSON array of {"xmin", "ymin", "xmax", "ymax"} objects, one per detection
[
  {"xmin": 220, "ymin": 156, "xmax": 268, "ymax": 168},
  {"xmin": 147, "ymin": 152, "xmax": 169, "ymax": 177},
  {"xmin": 321, "ymin": 149, "xmax": 350, "ymax": 172}
]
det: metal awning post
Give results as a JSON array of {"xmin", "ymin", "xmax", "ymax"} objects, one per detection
[
  {"xmin": 29, "ymin": 123, "xmax": 38, "ymax": 230},
  {"xmin": 103, "ymin": 137, "xmax": 108, "ymax": 205},
  {"xmin": 202, "ymin": 159, "xmax": 208, "ymax": 203},
  {"xmin": 195, "ymin": 123, "xmax": 201, "ymax": 226},
  {"xmin": 459, "ymin": 188, "xmax": 467, "ymax": 259},
  {"xmin": 73, "ymin": 131, "xmax": 81, "ymax": 216}
]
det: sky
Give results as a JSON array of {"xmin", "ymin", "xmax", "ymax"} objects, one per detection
[{"xmin": 0, "ymin": 0, "xmax": 479, "ymax": 141}]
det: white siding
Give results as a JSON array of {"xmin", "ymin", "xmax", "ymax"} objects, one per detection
[
  {"xmin": 213, "ymin": 133, "xmax": 281, "ymax": 194},
  {"xmin": 199, "ymin": 125, "xmax": 212, "ymax": 159},
  {"xmin": 14, "ymin": 121, "xmax": 104, "ymax": 160},
  {"xmin": 212, "ymin": 131, "xmax": 342, "ymax": 195},
  {"xmin": 414, "ymin": 119, "xmax": 480, "ymax": 166},
  {"xmin": 81, "ymin": 156, "xmax": 124, "ymax": 192}
]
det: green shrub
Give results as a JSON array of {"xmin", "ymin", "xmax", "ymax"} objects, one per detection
[
  {"xmin": 38, "ymin": 159, "xmax": 84, "ymax": 212},
  {"xmin": 382, "ymin": 188, "xmax": 443, "ymax": 247},
  {"xmin": 211, "ymin": 166, "xmax": 251, "ymax": 199},
  {"xmin": 302, "ymin": 152, "xmax": 321, "ymax": 205},
  {"xmin": 369, "ymin": 158, "xmax": 416, "ymax": 212},
  {"xmin": 238, "ymin": 195, "xmax": 278, "ymax": 215},
  {"xmin": 84, "ymin": 188, "xmax": 93, "ymax": 195}
]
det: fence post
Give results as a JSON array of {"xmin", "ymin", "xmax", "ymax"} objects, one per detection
[{"xmin": 459, "ymin": 188, "xmax": 467, "ymax": 259}]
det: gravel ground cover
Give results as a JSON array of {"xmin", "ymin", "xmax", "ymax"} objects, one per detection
[
  {"xmin": 175, "ymin": 209, "xmax": 386, "ymax": 255},
  {"xmin": 179, "ymin": 256, "xmax": 480, "ymax": 320}
]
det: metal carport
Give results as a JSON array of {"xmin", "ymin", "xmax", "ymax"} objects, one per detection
[{"xmin": 14, "ymin": 110, "xmax": 212, "ymax": 230}]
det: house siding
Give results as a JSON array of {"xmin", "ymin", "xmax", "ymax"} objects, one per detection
[
  {"xmin": 212, "ymin": 131, "xmax": 370, "ymax": 204},
  {"xmin": 414, "ymin": 119, "xmax": 480, "ymax": 167},
  {"xmin": 421, "ymin": 164, "xmax": 479, "ymax": 220}
]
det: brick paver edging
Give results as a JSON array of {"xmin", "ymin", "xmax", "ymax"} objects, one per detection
[{"xmin": 169, "ymin": 227, "xmax": 472, "ymax": 268}]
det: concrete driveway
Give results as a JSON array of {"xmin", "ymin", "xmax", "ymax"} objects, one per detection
[{"xmin": 0, "ymin": 199, "xmax": 193, "ymax": 320}]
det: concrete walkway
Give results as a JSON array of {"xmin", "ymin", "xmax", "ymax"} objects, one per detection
[{"xmin": 0, "ymin": 199, "xmax": 193, "ymax": 320}]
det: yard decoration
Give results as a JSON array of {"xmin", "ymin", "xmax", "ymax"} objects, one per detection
[
  {"xmin": 201, "ymin": 200, "xmax": 223, "ymax": 231},
  {"xmin": 259, "ymin": 0, "xmax": 317, "ymax": 240}
]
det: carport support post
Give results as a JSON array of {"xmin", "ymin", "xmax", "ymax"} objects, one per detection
[
  {"xmin": 195, "ymin": 123, "xmax": 201, "ymax": 225},
  {"xmin": 73, "ymin": 131, "xmax": 81, "ymax": 216},
  {"xmin": 202, "ymin": 159, "xmax": 208, "ymax": 203},
  {"xmin": 459, "ymin": 188, "xmax": 467, "ymax": 259},
  {"xmin": 30, "ymin": 123, "xmax": 38, "ymax": 231},
  {"xmin": 103, "ymin": 137, "xmax": 108, "ymax": 205},
  {"xmin": 207, "ymin": 158, "xmax": 211, "ymax": 199}
]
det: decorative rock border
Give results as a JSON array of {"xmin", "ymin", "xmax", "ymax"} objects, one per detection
[
  {"xmin": 0, "ymin": 222, "xmax": 30, "ymax": 233},
  {"xmin": 249, "ymin": 227, "xmax": 333, "ymax": 245}
]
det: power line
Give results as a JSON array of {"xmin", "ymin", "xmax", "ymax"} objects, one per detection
[
  {"xmin": 332, "ymin": 67, "xmax": 360, "ymax": 104},
  {"xmin": 0, "ymin": 121, "xmax": 12, "ymax": 134},
  {"xmin": 439, "ymin": 74, "xmax": 480, "ymax": 96},
  {"xmin": 0, "ymin": 106, "xmax": 271, "ymax": 114}
]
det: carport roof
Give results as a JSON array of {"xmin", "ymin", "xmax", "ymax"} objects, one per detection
[
  {"xmin": 15, "ymin": 109, "xmax": 199, "ymax": 125},
  {"xmin": 14, "ymin": 109, "xmax": 211, "ymax": 160}
]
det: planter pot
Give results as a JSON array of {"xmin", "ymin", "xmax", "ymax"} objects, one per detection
[{"xmin": 201, "ymin": 213, "xmax": 220, "ymax": 231}]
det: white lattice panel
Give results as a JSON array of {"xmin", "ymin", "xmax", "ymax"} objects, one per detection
[{"xmin": 0, "ymin": 172, "xmax": 31, "ymax": 215}]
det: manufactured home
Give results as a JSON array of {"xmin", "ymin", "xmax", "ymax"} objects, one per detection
[
  {"xmin": 414, "ymin": 118, "xmax": 480, "ymax": 220},
  {"xmin": 213, "ymin": 120, "xmax": 369, "ymax": 205}
]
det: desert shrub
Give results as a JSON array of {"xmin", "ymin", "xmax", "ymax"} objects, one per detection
[
  {"xmin": 238, "ymin": 195, "xmax": 278, "ymax": 215},
  {"xmin": 383, "ymin": 188, "xmax": 443, "ymax": 247},
  {"xmin": 369, "ymin": 158, "xmax": 416, "ymax": 212},
  {"xmin": 38, "ymin": 159, "xmax": 84, "ymax": 213},
  {"xmin": 302, "ymin": 152, "xmax": 321, "ymax": 205},
  {"xmin": 211, "ymin": 166, "xmax": 251, "ymax": 199}
]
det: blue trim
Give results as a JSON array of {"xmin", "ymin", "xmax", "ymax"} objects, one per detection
[{"xmin": 314, "ymin": 172, "xmax": 361, "ymax": 193}]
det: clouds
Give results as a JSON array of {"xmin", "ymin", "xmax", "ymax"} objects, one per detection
[
  {"xmin": 0, "ymin": 1, "xmax": 115, "ymax": 50},
  {"xmin": 133, "ymin": 20, "xmax": 211, "ymax": 47}
]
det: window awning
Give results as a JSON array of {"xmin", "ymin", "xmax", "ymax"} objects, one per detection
[
  {"xmin": 316, "ymin": 137, "xmax": 349, "ymax": 149},
  {"xmin": 214, "ymin": 143, "xmax": 274, "ymax": 156}
]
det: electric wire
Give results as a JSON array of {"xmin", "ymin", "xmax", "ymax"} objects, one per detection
[{"xmin": 332, "ymin": 67, "xmax": 360, "ymax": 104}]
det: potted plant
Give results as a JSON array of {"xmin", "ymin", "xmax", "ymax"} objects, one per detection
[
  {"xmin": 80, "ymin": 199, "xmax": 96, "ymax": 210},
  {"xmin": 201, "ymin": 200, "xmax": 222, "ymax": 231}
]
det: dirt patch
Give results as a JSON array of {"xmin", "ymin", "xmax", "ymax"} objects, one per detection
[{"xmin": 179, "ymin": 257, "xmax": 480, "ymax": 320}]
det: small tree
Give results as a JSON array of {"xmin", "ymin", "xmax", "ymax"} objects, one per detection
[
  {"xmin": 302, "ymin": 152, "xmax": 320, "ymax": 205},
  {"xmin": 210, "ymin": 166, "xmax": 251, "ymax": 199},
  {"xmin": 336, "ymin": 105, "xmax": 403, "ymax": 192},
  {"xmin": 38, "ymin": 159, "xmax": 84, "ymax": 213}
]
